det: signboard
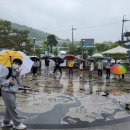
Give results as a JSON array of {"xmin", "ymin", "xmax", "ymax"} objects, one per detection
[{"xmin": 81, "ymin": 39, "xmax": 95, "ymax": 47}]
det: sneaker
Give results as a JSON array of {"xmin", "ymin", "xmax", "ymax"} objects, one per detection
[
  {"xmin": 1, "ymin": 120, "xmax": 13, "ymax": 128},
  {"xmin": 13, "ymin": 123, "xmax": 26, "ymax": 129}
]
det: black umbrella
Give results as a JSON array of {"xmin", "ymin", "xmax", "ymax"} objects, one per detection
[
  {"xmin": 86, "ymin": 57, "xmax": 95, "ymax": 62},
  {"xmin": 30, "ymin": 56, "xmax": 40, "ymax": 61},
  {"xmin": 103, "ymin": 57, "xmax": 112, "ymax": 61},
  {"xmin": 95, "ymin": 56, "xmax": 104, "ymax": 60},
  {"xmin": 51, "ymin": 57, "xmax": 64, "ymax": 63},
  {"xmin": 41, "ymin": 55, "xmax": 51, "ymax": 60}
]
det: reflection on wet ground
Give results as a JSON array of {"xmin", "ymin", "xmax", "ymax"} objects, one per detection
[{"xmin": 0, "ymin": 69, "xmax": 130, "ymax": 129}]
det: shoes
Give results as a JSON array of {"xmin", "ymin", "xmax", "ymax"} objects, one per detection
[
  {"xmin": 1, "ymin": 120, "xmax": 13, "ymax": 128},
  {"xmin": 13, "ymin": 123, "xmax": 26, "ymax": 130}
]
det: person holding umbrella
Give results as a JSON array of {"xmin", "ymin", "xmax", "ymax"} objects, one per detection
[
  {"xmin": 53, "ymin": 59, "xmax": 62, "ymax": 75},
  {"xmin": 68, "ymin": 60, "xmax": 75, "ymax": 75},
  {"xmin": 111, "ymin": 62, "xmax": 127, "ymax": 81},
  {"xmin": 0, "ymin": 58, "xmax": 26, "ymax": 129},
  {"xmin": 31, "ymin": 60, "xmax": 39, "ymax": 76},
  {"xmin": 79, "ymin": 61, "xmax": 84, "ymax": 78},
  {"xmin": 89, "ymin": 61, "xmax": 94, "ymax": 79},
  {"xmin": 97, "ymin": 60, "xmax": 103, "ymax": 78},
  {"xmin": 105, "ymin": 60, "xmax": 111, "ymax": 79},
  {"xmin": 45, "ymin": 57, "xmax": 50, "ymax": 75}
]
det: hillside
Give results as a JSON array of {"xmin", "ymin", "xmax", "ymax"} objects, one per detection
[{"xmin": 12, "ymin": 23, "xmax": 50, "ymax": 41}]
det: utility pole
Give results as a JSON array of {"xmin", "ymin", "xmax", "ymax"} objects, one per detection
[
  {"xmin": 72, "ymin": 26, "xmax": 76, "ymax": 45},
  {"xmin": 33, "ymin": 37, "xmax": 36, "ymax": 56},
  {"xmin": 121, "ymin": 15, "xmax": 130, "ymax": 41}
]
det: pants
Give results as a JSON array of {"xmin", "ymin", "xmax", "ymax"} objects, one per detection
[
  {"xmin": 53, "ymin": 66, "xmax": 62, "ymax": 74},
  {"xmin": 69, "ymin": 68, "xmax": 73, "ymax": 75},
  {"xmin": 98, "ymin": 69, "xmax": 102, "ymax": 77},
  {"xmin": 106, "ymin": 68, "xmax": 110, "ymax": 78},
  {"xmin": 1, "ymin": 91, "xmax": 21, "ymax": 126},
  {"xmin": 32, "ymin": 67, "xmax": 37, "ymax": 75},
  {"xmin": 45, "ymin": 66, "xmax": 49, "ymax": 75},
  {"xmin": 89, "ymin": 71, "xmax": 93, "ymax": 79}
]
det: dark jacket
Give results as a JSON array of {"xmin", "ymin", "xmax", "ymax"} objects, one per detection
[{"xmin": 45, "ymin": 59, "xmax": 50, "ymax": 66}]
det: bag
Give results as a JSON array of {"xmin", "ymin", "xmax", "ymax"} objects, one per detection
[{"xmin": 0, "ymin": 67, "xmax": 12, "ymax": 96}]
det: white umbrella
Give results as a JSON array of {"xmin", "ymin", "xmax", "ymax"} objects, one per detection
[
  {"xmin": 92, "ymin": 53, "xmax": 103, "ymax": 57},
  {"xmin": 18, "ymin": 51, "xmax": 34, "ymax": 75},
  {"xmin": 0, "ymin": 50, "xmax": 34, "ymax": 75}
]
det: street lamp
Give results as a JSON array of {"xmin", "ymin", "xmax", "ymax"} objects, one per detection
[
  {"xmin": 81, "ymin": 39, "xmax": 85, "ymax": 59},
  {"xmin": 33, "ymin": 38, "xmax": 36, "ymax": 56}
]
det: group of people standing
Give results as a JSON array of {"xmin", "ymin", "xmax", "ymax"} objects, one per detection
[
  {"xmin": 32, "ymin": 57, "xmax": 124, "ymax": 81},
  {"xmin": 44, "ymin": 57, "xmax": 95, "ymax": 78},
  {"xmin": 97, "ymin": 60, "xmax": 125, "ymax": 80},
  {"xmin": 97, "ymin": 60, "xmax": 111, "ymax": 79},
  {"xmin": 44, "ymin": 58, "xmax": 75, "ymax": 76}
]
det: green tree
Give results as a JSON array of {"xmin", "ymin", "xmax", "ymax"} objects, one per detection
[
  {"xmin": 86, "ymin": 47, "xmax": 95, "ymax": 56},
  {"xmin": 46, "ymin": 34, "xmax": 58, "ymax": 53},
  {"xmin": 0, "ymin": 20, "xmax": 33, "ymax": 55},
  {"xmin": 0, "ymin": 20, "xmax": 12, "ymax": 48},
  {"xmin": 95, "ymin": 44, "xmax": 110, "ymax": 52},
  {"xmin": 67, "ymin": 43, "xmax": 77, "ymax": 55},
  {"xmin": 11, "ymin": 29, "xmax": 33, "ymax": 53}
]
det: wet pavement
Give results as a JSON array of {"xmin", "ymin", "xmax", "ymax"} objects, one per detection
[{"xmin": 0, "ymin": 68, "xmax": 130, "ymax": 130}]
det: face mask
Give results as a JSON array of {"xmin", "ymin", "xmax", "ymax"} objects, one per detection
[{"xmin": 12, "ymin": 64, "xmax": 20, "ymax": 70}]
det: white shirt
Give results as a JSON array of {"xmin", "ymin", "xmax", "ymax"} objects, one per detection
[
  {"xmin": 105, "ymin": 61, "xmax": 110, "ymax": 69},
  {"xmin": 97, "ymin": 61, "xmax": 103, "ymax": 70},
  {"xmin": 90, "ymin": 62, "xmax": 94, "ymax": 71},
  {"xmin": 80, "ymin": 63, "xmax": 83, "ymax": 70}
]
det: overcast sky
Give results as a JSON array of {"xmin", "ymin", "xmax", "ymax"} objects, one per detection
[{"xmin": 0, "ymin": 0, "xmax": 130, "ymax": 42}]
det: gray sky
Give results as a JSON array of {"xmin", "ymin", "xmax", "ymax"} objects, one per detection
[{"xmin": 0, "ymin": 0, "xmax": 130, "ymax": 43}]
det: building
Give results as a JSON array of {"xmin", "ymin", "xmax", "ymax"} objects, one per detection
[{"xmin": 81, "ymin": 39, "xmax": 95, "ymax": 48}]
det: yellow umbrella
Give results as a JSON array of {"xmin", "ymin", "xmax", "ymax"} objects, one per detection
[{"xmin": 0, "ymin": 50, "xmax": 23, "ymax": 67}]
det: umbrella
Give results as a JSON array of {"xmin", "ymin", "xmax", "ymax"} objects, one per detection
[
  {"xmin": 0, "ymin": 50, "xmax": 34, "ymax": 75},
  {"xmin": 0, "ymin": 50, "xmax": 23, "ymax": 67},
  {"xmin": 51, "ymin": 57, "xmax": 64, "ymax": 63},
  {"xmin": 93, "ymin": 53, "xmax": 103, "ymax": 57},
  {"xmin": 86, "ymin": 57, "xmax": 95, "ymax": 62},
  {"xmin": 64, "ymin": 55, "xmax": 75, "ymax": 60},
  {"xmin": 30, "ymin": 56, "xmax": 40, "ymax": 61},
  {"xmin": 110, "ymin": 64, "xmax": 127, "ymax": 75},
  {"xmin": 103, "ymin": 57, "xmax": 112, "ymax": 61},
  {"xmin": 41, "ymin": 55, "xmax": 51, "ymax": 60}
]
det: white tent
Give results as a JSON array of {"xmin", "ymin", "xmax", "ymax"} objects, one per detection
[{"xmin": 102, "ymin": 46, "xmax": 129, "ymax": 54}]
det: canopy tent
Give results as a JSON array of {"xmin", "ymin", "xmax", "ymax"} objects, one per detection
[{"xmin": 102, "ymin": 46, "xmax": 129, "ymax": 54}]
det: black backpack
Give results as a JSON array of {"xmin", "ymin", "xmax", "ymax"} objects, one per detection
[
  {"xmin": 0, "ymin": 67, "xmax": 12, "ymax": 96},
  {"xmin": 6, "ymin": 67, "xmax": 12, "ymax": 79}
]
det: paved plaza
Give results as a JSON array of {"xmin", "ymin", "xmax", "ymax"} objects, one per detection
[{"xmin": 0, "ymin": 68, "xmax": 130, "ymax": 130}]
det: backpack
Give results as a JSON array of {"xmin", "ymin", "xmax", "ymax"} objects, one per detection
[
  {"xmin": 0, "ymin": 67, "xmax": 12, "ymax": 97},
  {"xmin": 6, "ymin": 67, "xmax": 12, "ymax": 79}
]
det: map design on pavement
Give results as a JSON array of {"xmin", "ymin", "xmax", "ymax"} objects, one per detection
[{"xmin": 0, "ymin": 73, "xmax": 130, "ymax": 129}]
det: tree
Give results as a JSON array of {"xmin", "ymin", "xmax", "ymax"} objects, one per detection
[
  {"xmin": 11, "ymin": 29, "xmax": 33, "ymax": 53},
  {"xmin": 46, "ymin": 34, "xmax": 58, "ymax": 53},
  {"xmin": 0, "ymin": 20, "xmax": 12, "ymax": 48},
  {"xmin": 0, "ymin": 20, "xmax": 33, "ymax": 55},
  {"xmin": 95, "ymin": 43, "xmax": 110, "ymax": 53},
  {"xmin": 67, "ymin": 43, "xmax": 77, "ymax": 55},
  {"xmin": 86, "ymin": 47, "xmax": 95, "ymax": 56}
]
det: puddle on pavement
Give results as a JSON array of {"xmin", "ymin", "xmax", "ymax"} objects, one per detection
[{"xmin": 0, "ymin": 70, "xmax": 130, "ymax": 126}]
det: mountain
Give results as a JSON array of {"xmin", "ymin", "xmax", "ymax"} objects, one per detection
[{"xmin": 11, "ymin": 23, "xmax": 50, "ymax": 41}]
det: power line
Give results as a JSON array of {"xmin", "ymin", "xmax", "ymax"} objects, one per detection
[{"xmin": 51, "ymin": 21, "xmax": 121, "ymax": 33}]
